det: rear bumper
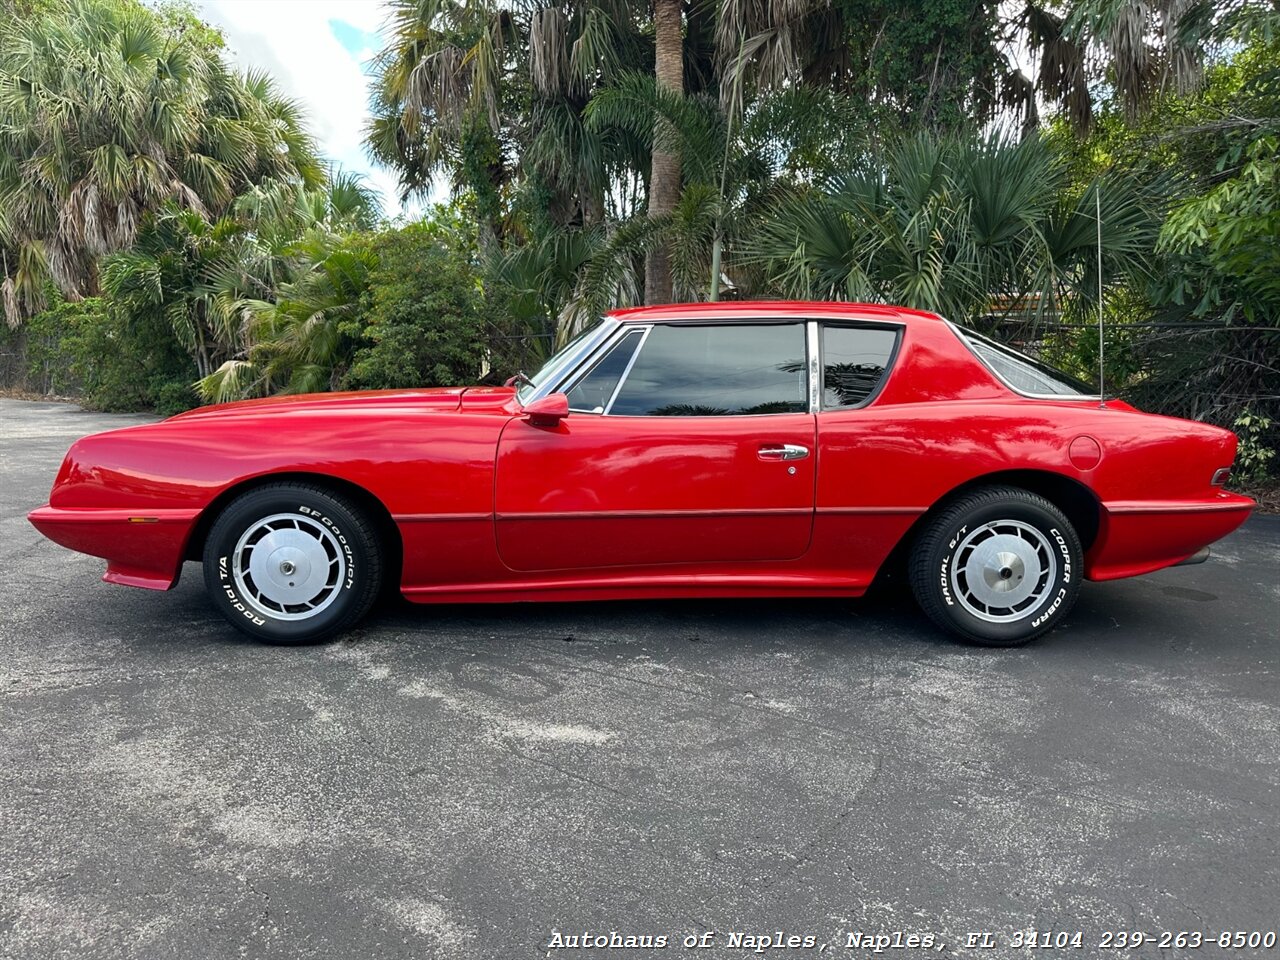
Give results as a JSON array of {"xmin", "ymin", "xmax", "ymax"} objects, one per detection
[
  {"xmin": 27, "ymin": 505, "xmax": 200, "ymax": 590},
  {"xmin": 1086, "ymin": 493, "xmax": 1254, "ymax": 581}
]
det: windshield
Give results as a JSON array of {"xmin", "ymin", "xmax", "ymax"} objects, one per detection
[
  {"xmin": 953, "ymin": 325, "xmax": 1097, "ymax": 397},
  {"xmin": 516, "ymin": 318, "xmax": 616, "ymax": 404}
]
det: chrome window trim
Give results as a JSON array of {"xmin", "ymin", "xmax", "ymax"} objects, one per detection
[
  {"xmin": 561, "ymin": 326, "xmax": 647, "ymax": 414},
  {"xmin": 806, "ymin": 321, "xmax": 821, "ymax": 413},
  {"xmin": 816, "ymin": 320, "xmax": 903, "ymax": 412},
  {"xmin": 581, "ymin": 319, "xmax": 811, "ymax": 418},
  {"xmin": 546, "ymin": 315, "xmax": 923, "ymax": 417},
  {"xmin": 523, "ymin": 318, "xmax": 620, "ymax": 404},
  {"xmin": 943, "ymin": 318, "xmax": 1101, "ymax": 401},
  {"xmin": 602, "ymin": 324, "xmax": 653, "ymax": 415}
]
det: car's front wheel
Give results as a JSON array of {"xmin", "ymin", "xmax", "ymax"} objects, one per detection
[
  {"xmin": 202, "ymin": 482, "xmax": 383, "ymax": 644},
  {"xmin": 909, "ymin": 486, "xmax": 1083, "ymax": 646}
]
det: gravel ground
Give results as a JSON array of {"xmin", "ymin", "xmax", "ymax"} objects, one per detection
[{"xmin": 1, "ymin": 398, "xmax": 1278, "ymax": 960}]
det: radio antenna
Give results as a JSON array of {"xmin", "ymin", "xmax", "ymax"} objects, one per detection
[{"xmin": 1096, "ymin": 187, "xmax": 1106, "ymax": 408}]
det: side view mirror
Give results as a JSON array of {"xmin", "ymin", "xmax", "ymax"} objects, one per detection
[{"xmin": 522, "ymin": 392, "xmax": 570, "ymax": 426}]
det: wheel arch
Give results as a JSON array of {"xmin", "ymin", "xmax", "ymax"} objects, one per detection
[
  {"xmin": 875, "ymin": 468, "xmax": 1101, "ymax": 585},
  {"xmin": 934, "ymin": 469, "xmax": 1101, "ymax": 550},
  {"xmin": 184, "ymin": 472, "xmax": 403, "ymax": 589}
]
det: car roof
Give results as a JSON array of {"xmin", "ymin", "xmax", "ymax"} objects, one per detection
[{"xmin": 605, "ymin": 300, "xmax": 945, "ymax": 325}]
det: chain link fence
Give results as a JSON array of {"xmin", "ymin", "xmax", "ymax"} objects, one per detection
[
  {"xmin": 978, "ymin": 318, "xmax": 1279, "ymax": 480},
  {"xmin": 0, "ymin": 323, "xmax": 78, "ymax": 397},
  {"xmin": 980, "ymin": 320, "xmax": 1277, "ymax": 417}
]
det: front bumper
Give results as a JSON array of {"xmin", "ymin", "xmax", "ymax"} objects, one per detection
[{"xmin": 28, "ymin": 505, "xmax": 200, "ymax": 590}]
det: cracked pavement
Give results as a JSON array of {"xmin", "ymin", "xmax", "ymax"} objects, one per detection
[{"xmin": 1, "ymin": 398, "xmax": 1278, "ymax": 959}]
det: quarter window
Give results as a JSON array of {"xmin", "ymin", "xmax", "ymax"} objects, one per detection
[
  {"xmin": 821, "ymin": 325, "xmax": 898, "ymax": 408},
  {"xmin": 954, "ymin": 326, "xmax": 1094, "ymax": 396},
  {"xmin": 608, "ymin": 323, "xmax": 807, "ymax": 416}
]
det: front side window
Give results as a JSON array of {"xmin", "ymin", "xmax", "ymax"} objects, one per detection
[
  {"xmin": 564, "ymin": 330, "xmax": 643, "ymax": 413},
  {"xmin": 608, "ymin": 323, "xmax": 807, "ymax": 416},
  {"xmin": 516, "ymin": 318, "xmax": 616, "ymax": 404},
  {"xmin": 954, "ymin": 325, "xmax": 1095, "ymax": 396},
  {"xmin": 822, "ymin": 325, "xmax": 898, "ymax": 408}
]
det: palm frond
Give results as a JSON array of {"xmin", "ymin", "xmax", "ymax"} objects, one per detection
[{"xmin": 196, "ymin": 359, "xmax": 265, "ymax": 403}]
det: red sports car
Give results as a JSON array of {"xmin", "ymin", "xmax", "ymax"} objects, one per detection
[{"xmin": 28, "ymin": 301, "xmax": 1253, "ymax": 646}]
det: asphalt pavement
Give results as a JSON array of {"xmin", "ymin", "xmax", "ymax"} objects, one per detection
[{"xmin": 1, "ymin": 398, "xmax": 1278, "ymax": 960}]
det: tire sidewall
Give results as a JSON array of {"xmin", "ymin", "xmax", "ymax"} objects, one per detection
[
  {"xmin": 929, "ymin": 498, "xmax": 1081, "ymax": 645},
  {"xmin": 203, "ymin": 487, "xmax": 371, "ymax": 643}
]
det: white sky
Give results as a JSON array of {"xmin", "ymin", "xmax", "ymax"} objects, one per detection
[{"xmin": 194, "ymin": 0, "xmax": 433, "ymax": 219}]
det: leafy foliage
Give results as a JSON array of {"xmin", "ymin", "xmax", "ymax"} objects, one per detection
[
  {"xmin": 197, "ymin": 212, "xmax": 494, "ymax": 402},
  {"xmin": 1, "ymin": 290, "xmax": 196, "ymax": 413},
  {"xmin": 1234, "ymin": 410, "xmax": 1276, "ymax": 484},
  {"xmin": 1044, "ymin": 30, "xmax": 1280, "ymax": 462},
  {"xmin": 1160, "ymin": 135, "xmax": 1280, "ymax": 320},
  {"xmin": 101, "ymin": 207, "xmax": 255, "ymax": 381},
  {"xmin": 741, "ymin": 133, "xmax": 1162, "ymax": 321},
  {"xmin": 0, "ymin": 0, "xmax": 322, "ymax": 323},
  {"xmin": 344, "ymin": 223, "xmax": 490, "ymax": 390}
]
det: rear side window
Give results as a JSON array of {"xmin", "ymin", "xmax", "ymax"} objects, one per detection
[
  {"xmin": 821, "ymin": 325, "xmax": 898, "ymax": 409},
  {"xmin": 954, "ymin": 326, "xmax": 1094, "ymax": 396},
  {"xmin": 608, "ymin": 323, "xmax": 807, "ymax": 416}
]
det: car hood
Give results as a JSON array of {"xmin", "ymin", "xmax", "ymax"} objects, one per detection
[{"xmin": 165, "ymin": 385, "xmax": 518, "ymax": 422}]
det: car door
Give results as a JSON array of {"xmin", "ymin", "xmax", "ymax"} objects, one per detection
[
  {"xmin": 494, "ymin": 321, "xmax": 816, "ymax": 572},
  {"xmin": 810, "ymin": 322, "xmax": 907, "ymax": 577}
]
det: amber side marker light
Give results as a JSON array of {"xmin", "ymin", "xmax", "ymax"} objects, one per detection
[
  {"xmin": 128, "ymin": 517, "xmax": 160, "ymax": 523},
  {"xmin": 1211, "ymin": 467, "xmax": 1232, "ymax": 486}
]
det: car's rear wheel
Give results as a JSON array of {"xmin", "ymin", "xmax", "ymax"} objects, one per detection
[
  {"xmin": 202, "ymin": 483, "xmax": 383, "ymax": 644},
  {"xmin": 909, "ymin": 486, "xmax": 1082, "ymax": 647}
]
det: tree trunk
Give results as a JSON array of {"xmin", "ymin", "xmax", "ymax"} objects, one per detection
[
  {"xmin": 646, "ymin": 0, "xmax": 683, "ymax": 305},
  {"xmin": 581, "ymin": 184, "xmax": 604, "ymax": 228}
]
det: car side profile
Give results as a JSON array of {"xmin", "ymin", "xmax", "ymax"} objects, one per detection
[{"xmin": 28, "ymin": 301, "xmax": 1254, "ymax": 646}]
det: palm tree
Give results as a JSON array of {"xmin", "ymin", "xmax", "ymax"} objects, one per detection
[
  {"xmin": 101, "ymin": 168, "xmax": 380, "ymax": 391},
  {"xmin": 365, "ymin": 0, "xmax": 514, "ymax": 234},
  {"xmin": 646, "ymin": 0, "xmax": 683, "ymax": 304},
  {"xmin": 487, "ymin": 214, "xmax": 658, "ymax": 352},
  {"xmin": 1018, "ymin": 0, "xmax": 1280, "ymax": 132},
  {"xmin": 740, "ymin": 132, "xmax": 1163, "ymax": 323},
  {"xmin": 232, "ymin": 171, "xmax": 383, "ymax": 255},
  {"xmin": 1054, "ymin": 0, "xmax": 1203, "ymax": 126},
  {"xmin": 199, "ymin": 236, "xmax": 377, "ymax": 401},
  {"xmin": 367, "ymin": 0, "xmax": 646, "ymax": 235},
  {"xmin": 0, "ymin": 0, "xmax": 322, "ymax": 325},
  {"xmin": 189, "ymin": 171, "xmax": 383, "ymax": 401},
  {"xmin": 522, "ymin": 2, "xmax": 651, "ymax": 227},
  {"xmin": 100, "ymin": 207, "xmax": 260, "ymax": 381},
  {"xmin": 586, "ymin": 75, "xmax": 864, "ymax": 301}
]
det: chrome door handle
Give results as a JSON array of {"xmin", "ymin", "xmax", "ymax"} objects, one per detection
[{"xmin": 758, "ymin": 444, "xmax": 810, "ymax": 461}]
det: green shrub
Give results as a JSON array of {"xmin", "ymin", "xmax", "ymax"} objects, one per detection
[
  {"xmin": 0, "ymin": 300, "xmax": 86, "ymax": 396},
  {"xmin": 342, "ymin": 222, "xmax": 491, "ymax": 390},
  {"xmin": 10, "ymin": 292, "xmax": 198, "ymax": 413},
  {"xmin": 149, "ymin": 379, "xmax": 199, "ymax": 417},
  {"xmin": 70, "ymin": 309, "xmax": 194, "ymax": 413},
  {"xmin": 1234, "ymin": 410, "xmax": 1276, "ymax": 483}
]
